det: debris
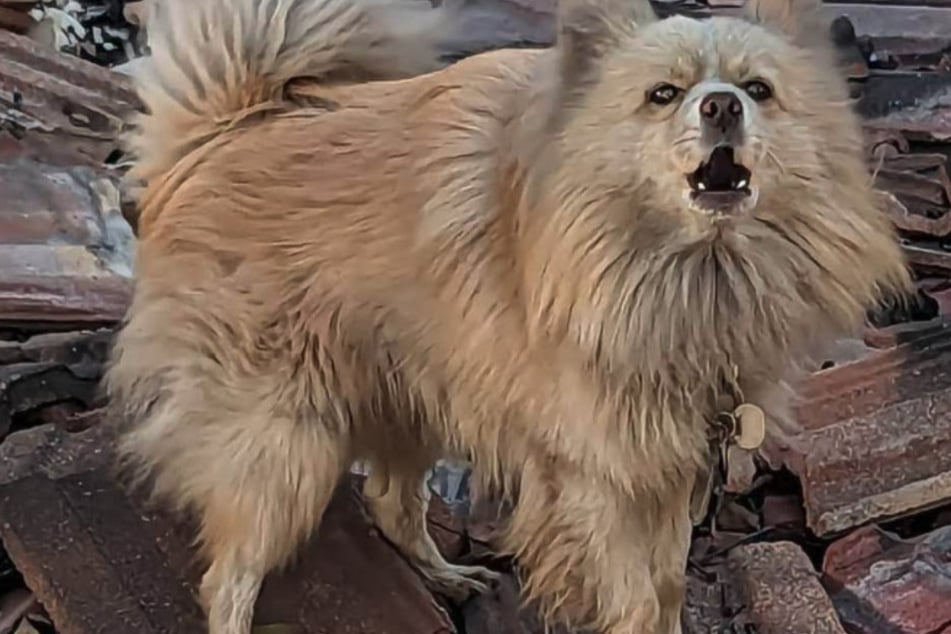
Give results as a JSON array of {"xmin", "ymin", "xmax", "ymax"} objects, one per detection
[
  {"xmin": 18, "ymin": 0, "xmax": 143, "ymax": 68},
  {"xmin": 0, "ymin": 161, "xmax": 133, "ymax": 327},
  {"xmin": 728, "ymin": 541, "xmax": 847, "ymax": 634},
  {"xmin": 0, "ymin": 28, "xmax": 138, "ymax": 166},
  {"xmin": 461, "ymin": 574, "xmax": 562, "ymax": 634},
  {"xmin": 786, "ymin": 320, "xmax": 951, "ymax": 535},
  {"xmin": 0, "ymin": 329, "xmax": 112, "ymax": 437},
  {"xmin": 859, "ymin": 71, "xmax": 951, "ymax": 141},
  {"xmin": 0, "ymin": 588, "xmax": 37, "ymax": 634},
  {"xmin": 823, "ymin": 524, "xmax": 951, "ymax": 634},
  {"xmin": 0, "ymin": 5, "xmax": 34, "ymax": 35},
  {"xmin": 761, "ymin": 495, "xmax": 806, "ymax": 530}
]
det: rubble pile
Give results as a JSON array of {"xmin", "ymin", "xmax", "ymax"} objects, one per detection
[{"xmin": 0, "ymin": 1, "xmax": 949, "ymax": 633}]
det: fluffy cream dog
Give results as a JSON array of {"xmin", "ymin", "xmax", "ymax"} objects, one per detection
[{"xmin": 106, "ymin": 0, "xmax": 910, "ymax": 632}]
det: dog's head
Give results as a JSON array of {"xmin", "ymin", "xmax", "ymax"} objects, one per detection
[
  {"xmin": 550, "ymin": 0, "xmax": 862, "ymax": 224},
  {"xmin": 524, "ymin": 0, "xmax": 910, "ymax": 380}
]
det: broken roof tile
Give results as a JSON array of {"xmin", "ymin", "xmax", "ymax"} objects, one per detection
[
  {"xmin": 0, "ymin": 421, "xmax": 456, "ymax": 634},
  {"xmin": 0, "ymin": 329, "xmax": 111, "ymax": 436},
  {"xmin": 0, "ymin": 26, "xmax": 143, "ymax": 330},
  {"xmin": 823, "ymin": 524, "xmax": 951, "ymax": 634},
  {"xmin": 797, "ymin": 320, "xmax": 951, "ymax": 431},
  {"xmin": 858, "ymin": 71, "xmax": 951, "ymax": 141},
  {"xmin": 461, "ymin": 573, "xmax": 565, "ymax": 634},
  {"xmin": 785, "ymin": 320, "xmax": 951, "ymax": 536},
  {"xmin": 728, "ymin": 541, "xmax": 846, "ymax": 634},
  {"xmin": 797, "ymin": 388, "xmax": 951, "ymax": 536},
  {"xmin": 0, "ymin": 28, "xmax": 138, "ymax": 166},
  {"xmin": 0, "ymin": 159, "xmax": 134, "ymax": 328},
  {"xmin": 826, "ymin": 3, "xmax": 951, "ymax": 42},
  {"xmin": 0, "ymin": 5, "xmax": 33, "ymax": 35}
]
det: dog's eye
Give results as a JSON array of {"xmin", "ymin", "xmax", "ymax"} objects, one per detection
[
  {"xmin": 743, "ymin": 80, "xmax": 773, "ymax": 102},
  {"xmin": 647, "ymin": 83, "xmax": 683, "ymax": 106}
]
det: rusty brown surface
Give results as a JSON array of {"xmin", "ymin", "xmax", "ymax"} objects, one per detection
[
  {"xmin": 0, "ymin": 19, "xmax": 145, "ymax": 331},
  {"xmin": 826, "ymin": 2, "xmax": 951, "ymax": 40},
  {"xmin": 0, "ymin": 6, "xmax": 32, "ymax": 34},
  {"xmin": 823, "ymin": 525, "xmax": 951, "ymax": 634},
  {"xmin": 0, "ymin": 329, "xmax": 111, "ymax": 436},
  {"xmin": 786, "ymin": 320, "xmax": 951, "ymax": 536},
  {"xmin": 0, "ymin": 159, "xmax": 134, "ymax": 328},
  {"xmin": 728, "ymin": 542, "xmax": 846, "ymax": 634},
  {"xmin": 0, "ymin": 422, "xmax": 456, "ymax": 634},
  {"xmin": 461, "ymin": 574, "xmax": 564, "ymax": 634},
  {"xmin": 0, "ymin": 28, "xmax": 138, "ymax": 166},
  {"xmin": 798, "ymin": 386, "xmax": 951, "ymax": 535},
  {"xmin": 796, "ymin": 320, "xmax": 951, "ymax": 431},
  {"xmin": 859, "ymin": 72, "xmax": 951, "ymax": 141}
]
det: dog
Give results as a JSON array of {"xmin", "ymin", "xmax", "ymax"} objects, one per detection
[{"xmin": 105, "ymin": 0, "xmax": 911, "ymax": 632}]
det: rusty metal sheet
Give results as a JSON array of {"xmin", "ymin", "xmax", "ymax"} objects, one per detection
[
  {"xmin": 433, "ymin": 0, "xmax": 752, "ymax": 61},
  {"xmin": 0, "ymin": 28, "xmax": 138, "ymax": 166},
  {"xmin": 823, "ymin": 525, "xmax": 951, "ymax": 634},
  {"xmin": 438, "ymin": 0, "xmax": 554, "ymax": 60},
  {"xmin": 0, "ymin": 422, "xmax": 456, "ymax": 634},
  {"xmin": 0, "ymin": 159, "xmax": 134, "ymax": 327}
]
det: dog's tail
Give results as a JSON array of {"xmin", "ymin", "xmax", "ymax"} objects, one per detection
[{"xmin": 127, "ymin": 0, "xmax": 456, "ymax": 183}]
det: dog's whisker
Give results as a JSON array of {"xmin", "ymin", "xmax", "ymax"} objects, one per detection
[
  {"xmin": 672, "ymin": 135, "xmax": 700, "ymax": 148},
  {"xmin": 765, "ymin": 149, "xmax": 787, "ymax": 176}
]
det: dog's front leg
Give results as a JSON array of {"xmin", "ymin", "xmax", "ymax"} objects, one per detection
[
  {"xmin": 503, "ymin": 460, "xmax": 692, "ymax": 634},
  {"xmin": 649, "ymin": 479, "xmax": 693, "ymax": 634}
]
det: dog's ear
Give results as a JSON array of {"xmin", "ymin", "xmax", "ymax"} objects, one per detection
[
  {"xmin": 558, "ymin": 0, "xmax": 657, "ymax": 82},
  {"xmin": 744, "ymin": 0, "xmax": 828, "ymax": 48}
]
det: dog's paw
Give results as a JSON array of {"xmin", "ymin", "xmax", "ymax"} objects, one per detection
[{"xmin": 425, "ymin": 563, "xmax": 502, "ymax": 602}]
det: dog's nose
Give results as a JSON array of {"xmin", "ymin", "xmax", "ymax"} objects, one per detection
[{"xmin": 699, "ymin": 92, "xmax": 743, "ymax": 134}]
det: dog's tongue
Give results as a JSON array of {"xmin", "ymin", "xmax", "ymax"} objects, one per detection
[{"xmin": 702, "ymin": 147, "xmax": 738, "ymax": 191}]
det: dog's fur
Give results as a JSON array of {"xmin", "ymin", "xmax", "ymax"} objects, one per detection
[{"xmin": 106, "ymin": 0, "xmax": 911, "ymax": 632}]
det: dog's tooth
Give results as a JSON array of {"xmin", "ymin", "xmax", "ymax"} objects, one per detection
[
  {"xmin": 737, "ymin": 179, "xmax": 748, "ymax": 189},
  {"xmin": 698, "ymin": 182, "xmax": 707, "ymax": 191}
]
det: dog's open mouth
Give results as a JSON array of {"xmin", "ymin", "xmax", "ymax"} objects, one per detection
[{"xmin": 686, "ymin": 146, "xmax": 752, "ymax": 212}]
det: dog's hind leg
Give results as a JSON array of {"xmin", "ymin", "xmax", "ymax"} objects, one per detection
[
  {"xmin": 195, "ymin": 417, "xmax": 346, "ymax": 634},
  {"xmin": 363, "ymin": 461, "xmax": 500, "ymax": 602}
]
